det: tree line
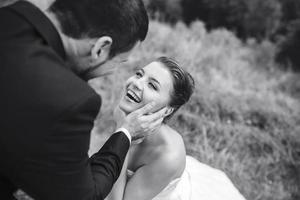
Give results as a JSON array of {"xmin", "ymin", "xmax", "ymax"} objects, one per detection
[{"xmin": 143, "ymin": 0, "xmax": 300, "ymax": 71}]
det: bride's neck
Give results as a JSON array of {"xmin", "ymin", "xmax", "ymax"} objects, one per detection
[{"xmin": 142, "ymin": 124, "xmax": 168, "ymax": 146}]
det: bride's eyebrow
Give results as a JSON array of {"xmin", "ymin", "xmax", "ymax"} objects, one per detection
[
  {"xmin": 134, "ymin": 68, "xmax": 143, "ymax": 73},
  {"xmin": 143, "ymin": 69, "xmax": 160, "ymax": 86},
  {"xmin": 149, "ymin": 77, "xmax": 161, "ymax": 86}
]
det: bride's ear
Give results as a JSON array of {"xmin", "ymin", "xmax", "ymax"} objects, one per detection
[
  {"xmin": 164, "ymin": 107, "xmax": 174, "ymax": 117},
  {"xmin": 90, "ymin": 36, "xmax": 112, "ymax": 65}
]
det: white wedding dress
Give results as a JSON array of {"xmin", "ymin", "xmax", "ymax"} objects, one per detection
[{"xmin": 127, "ymin": 156, "xmax": 246, "ymax": 200}]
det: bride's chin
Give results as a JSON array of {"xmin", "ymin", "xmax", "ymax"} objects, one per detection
[{"xmin": 119, "ymin": 100, "xmax": 145, "ymax": 115}]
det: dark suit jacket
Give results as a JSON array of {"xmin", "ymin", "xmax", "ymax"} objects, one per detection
[{"xmin": 0, "ymin": 1, "xmax": 130, "ymax": 199}]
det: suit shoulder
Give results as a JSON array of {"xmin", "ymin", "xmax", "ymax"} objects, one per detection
[{"xmin": 1, "ymin": 42, "xmax": 101, "ymax": 117}]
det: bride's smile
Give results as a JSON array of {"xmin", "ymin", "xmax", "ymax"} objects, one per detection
[{"xmin": 125, "ymin": 89, "xmax": 142, "ymax": 103}]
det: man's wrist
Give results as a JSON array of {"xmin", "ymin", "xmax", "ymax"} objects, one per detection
[{"xmin": 115, "ymin": 127, "xmax": 132, "ymax": 144}]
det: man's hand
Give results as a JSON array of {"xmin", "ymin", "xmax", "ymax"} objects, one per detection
[{"xmin": 118, "ymin": 102, "xmax": 167, "ymax": 141}]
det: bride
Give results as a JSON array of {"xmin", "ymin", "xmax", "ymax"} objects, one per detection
[{"xmin": 106, "ymin": 57, "xmax": 246, "ymax": 200}]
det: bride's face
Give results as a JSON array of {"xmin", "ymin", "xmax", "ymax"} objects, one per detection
[{"xmin": 119, "ymin": 61, "xmax": 173, "ymax": 114}]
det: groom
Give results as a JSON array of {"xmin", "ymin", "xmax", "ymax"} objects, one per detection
[{"xmin": 0, "ymin": 0, "xmax": 166, "ymax": 199}]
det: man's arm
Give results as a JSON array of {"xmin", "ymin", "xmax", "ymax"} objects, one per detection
[
  {"xmin": 104, "ymin": 153, "xmax": 129, "ymax": 200},
  {"xmin": 89, "ymin": 132, "xmax": 130, "ymax": 198}
]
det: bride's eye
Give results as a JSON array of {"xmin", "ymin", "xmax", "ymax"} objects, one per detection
[
  {"xmin": 135, "ymin": 71, "xmax": 143, "ymax": 78},
  {"xmin": 148, "ymin": 82, "xmax": 157, "ymax": 91}
]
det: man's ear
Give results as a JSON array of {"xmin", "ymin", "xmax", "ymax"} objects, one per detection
[
  {"xmin": 90, "ymin": 36, "xmax": 112, "ymax": 65},
  {"xmin": 165, "ymin": 107, "xmax": 174, "ymax": 117}
]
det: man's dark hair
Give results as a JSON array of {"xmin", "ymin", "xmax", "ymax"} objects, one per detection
[
  {"xmin": 49, "ymin": 0, "xmax": 149, "ymax": 57},
  {"xmin": 156, "ymin": 57, "xmax": 195, "ymax": 122}
]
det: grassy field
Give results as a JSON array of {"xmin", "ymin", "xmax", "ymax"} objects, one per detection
[{"xmin": 89, "ymin": 21, "xmax": 300, "ymax": 200}]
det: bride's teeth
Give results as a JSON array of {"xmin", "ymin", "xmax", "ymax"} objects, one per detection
[{"xmin": 127, "ymin": 90, "xmax": 140, "ymax": 103}]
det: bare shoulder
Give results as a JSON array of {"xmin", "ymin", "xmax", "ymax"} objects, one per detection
[
  {"xmin": 161, "ymin": 125, "xmax": 185, "ymax": 152},
  {"xmin": 156, "ymin": 125, "xmax": 186, "ymax": 178},
  {"xmin": 130, "ymin": 125, "xmax": 187, "ymax": 178}
]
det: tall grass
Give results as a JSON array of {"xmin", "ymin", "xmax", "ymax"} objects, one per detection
[{"xmin": 89, "ymin": 21, "xmax": 300, "ymax": 200}]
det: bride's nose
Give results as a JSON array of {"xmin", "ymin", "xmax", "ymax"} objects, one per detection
[{"xmin": 132, "ymin": 78, "xmax": 143, "ymax": 91}]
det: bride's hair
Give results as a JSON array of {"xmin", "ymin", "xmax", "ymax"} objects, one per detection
[{"xmin": 157, "ymin": 57, "xmax": 194, "ymax": 122}]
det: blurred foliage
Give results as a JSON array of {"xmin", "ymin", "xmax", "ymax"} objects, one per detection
[
  {"xmin": 144, "ymin": 0, "xmax": 283, "ymax": 39},
  {"xmin": 181, "ymin": 0, "xmax": 282, "ymax": 40},
  {"xmin": 143, "ymin": 0, "xmax": 300, "ymax": 71},
  {"xmin": 279, "ymin": 0, "xmax": 300, "ymax": 23},
  {"xmin": 275, "ymin": 0, "xmax": 300, "ymax": 71},
  {"xmin": 276, "ymin": 20, "xmax": 300, "ymax": 71},
  {"xmin": 143, "ymin": 0, "xmax": 182, "ymax": 23}
]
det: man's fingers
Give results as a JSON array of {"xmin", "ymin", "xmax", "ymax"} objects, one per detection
[
  {"xmin": 135, "ymin": 102, "xmax": 156, "ymax": 116},
  {"xmin": 141, "ymin": 107, "xmax": 167, "ymax": 122}
]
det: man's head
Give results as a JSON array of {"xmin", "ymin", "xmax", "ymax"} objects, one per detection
[{"xmin": 47, "ymin": 0, "xmax": 149, "ymax": 79}]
